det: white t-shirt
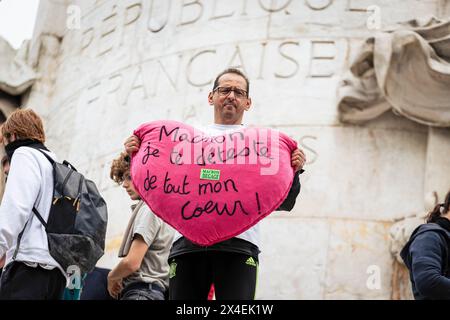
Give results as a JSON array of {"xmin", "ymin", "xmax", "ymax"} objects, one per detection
[{"xmin": 172, "ymin": 123, "xmax": 260, "ymax": 247}]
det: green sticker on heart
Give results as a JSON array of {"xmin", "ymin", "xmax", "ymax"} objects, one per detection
[{"xmin": 200, "ymin": 169, "xmax": 220, "ymax": 181}]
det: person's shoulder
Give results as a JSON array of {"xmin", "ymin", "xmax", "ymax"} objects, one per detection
[
  {"xmin": 137, "ymin": 201, "xmax": 152, "ymax": 215},
  {"xmin": 412, "ymin": 225, "xmax": 448, "ymax": 247},
  {"xmin": 18, "ymin": 147, "xmax": 57, "ymax": 162},
  {"xmin": 415, "ymin": 223, "xmax": 449, "ymax": 236},
  {"xmin": 136, "ymin": 202, "xmax": 160, "ymax": 224},
  {"xmin": 12, "ymin": 147, "xmax": 41, "ymax": 165}
]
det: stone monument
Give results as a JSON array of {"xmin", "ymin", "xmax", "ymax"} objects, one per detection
[{"xmin": 10, "ymin": 0, "xmax": 450, "ymax": 299}]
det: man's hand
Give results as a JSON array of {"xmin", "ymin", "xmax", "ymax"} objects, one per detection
[
  {"xmin": 291, "ymin": 148, "xmax": 306, "ymax": 172},
  {"xmin": 107, "ymin": 272, "xmax": 123, "ymax": 299},
  {"xmin": 124, "ymin": 135, "xmax": 141, "ymax": 155},
  {"xmin": 0, "ymin": 255, "xmax": 5, "ymax": 268}
]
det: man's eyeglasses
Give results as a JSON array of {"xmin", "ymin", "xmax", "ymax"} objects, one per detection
[{"xmin": 213, "ymin": 86, "xmax": 248, "ymax": 99}]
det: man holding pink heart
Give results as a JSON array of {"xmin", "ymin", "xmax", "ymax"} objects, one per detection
[{"xmin": 125, "ymin": 68, "xmax": 306, "ymax": 300}]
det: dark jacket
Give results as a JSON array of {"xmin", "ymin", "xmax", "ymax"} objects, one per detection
[
  {"xmin": 400, "ymin": 222, "xmax": 450, "ymax": 300},
  {"xmin": 275, "ymin": 169, "xmax": 302, "ymax": 211}
]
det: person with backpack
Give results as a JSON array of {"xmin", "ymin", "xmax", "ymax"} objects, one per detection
[
  {"xmin": 0, "ymin": 109, "xmax": 67, "ymax": 300},
  {"xmin": 401, "ymin": 190, "xmax": 450, "ymax": 299},
  {"xmin": 108, "ymin": 152, "xmax": 173, "ymax": 300}
]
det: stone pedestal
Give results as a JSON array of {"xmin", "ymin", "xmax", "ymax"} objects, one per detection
[{"xmin": 24, "ymin": 0, "xmax": 450, "ymax": 299}]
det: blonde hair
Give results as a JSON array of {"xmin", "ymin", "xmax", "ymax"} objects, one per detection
[
  {"xmin": 110, "ymin": 152, "xmax": 130, "ymax": 184},
  {"xmin": 1, "ymin": 109, "xmax": 45, "ymax": 143}
]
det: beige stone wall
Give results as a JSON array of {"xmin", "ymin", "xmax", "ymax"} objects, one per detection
[
  {"xmin": 0, "ymin": 94, "xmax": 18, "ymax": 201},
  {"xmin": 25, "ymin": 0, "xmax": 450, "ymax": 299}
]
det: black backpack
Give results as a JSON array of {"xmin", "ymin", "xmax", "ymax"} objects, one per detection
[{"xmin": 14, "ymin": 148, "xmax": 108, "ymax": 275}]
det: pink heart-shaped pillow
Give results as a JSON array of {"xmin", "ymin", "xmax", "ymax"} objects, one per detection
[{"xmin": 131, "ymin": 120, "xmax": 297, "ymax": 246}]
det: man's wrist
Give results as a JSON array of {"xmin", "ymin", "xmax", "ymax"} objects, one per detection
[{"xmin": 108, "ymin": 271, "xmax": 117, "ymax": 281}]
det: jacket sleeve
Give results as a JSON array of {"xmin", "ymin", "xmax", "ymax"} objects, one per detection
[
  {"xmin": 409, "ymin": 231, "xmax": 450, "ymax": 299},
  {"xmin": 0, "ymin": 150, "xmax": 42, "ymax": 258},
  {"xmin": 275, "ymin": 170, "xmax": 302, "ymax": 212}
]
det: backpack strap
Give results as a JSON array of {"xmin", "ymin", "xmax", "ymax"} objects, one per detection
[
  {"xmin": 11, "ymin": 147, "xmax": 53, "ymax": 260},
  {"xmin": 29, "ymin": 148, "xmax": 51, "ymax": 229},
  {"xmin": 32, "ymin": 207, "xmax": 48, "ymax": 229},
  {"xmin": 33, "ymin": 147, "xmax": 78, "ymax": 171},
  {"xmin": 12, "ymin": 208, "xmax": 48, "ymax": 261},
  {"xmin": 12, "ymin": 222, "xmax": 28, "ymax": 261},
  {"xmin": 33, "ymin": 147, "xmax": 55, "ymax": 165}
]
